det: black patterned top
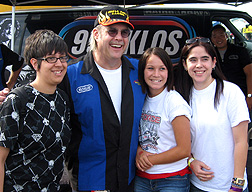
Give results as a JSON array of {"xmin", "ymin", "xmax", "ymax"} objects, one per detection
[{"xmin": 0, "ymin": 84, "xmax": 71, "ymax": 192}]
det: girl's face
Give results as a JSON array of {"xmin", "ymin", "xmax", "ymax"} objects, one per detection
[
  {"xmin": 184, "ymin": 46, "xmax": 216, "ymax": 90},
  {"xmin": 33, "ymin": 51, "xmax": 68, "ymax": 88},
  {"xmin": 144, "ymin": 54, "xmax": 168, "ymax": 97}
]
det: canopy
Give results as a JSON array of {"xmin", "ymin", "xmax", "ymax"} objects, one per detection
[
  {"xmin": 2, "ymin": 0, "xmax": 252, "ymax": 50},
  {"xmin": 2, "ymin": 0, "xmax": 252, "ymax": 6}
]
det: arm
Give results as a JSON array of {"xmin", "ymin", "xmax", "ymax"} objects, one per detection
[
  {"xmin": 147, "ymin": 115, "xmax": 191, "ymax": 165},
  {"xmin": 232, "ymin": 121, "xmax": 248, "ymax": 178},
  {"xmin": 6, "ymin": 67, "xmax": 22, "ymax": 90},
  {"xmin": 0, "ymin": 146, "xmax": 10, "ymax": 192},
  {"xmin": 243, "ymin": 63, "xmax": 252, "ymax": 110},
  {"xmin": 228, "ymin": 120, "xmax": 248, "ymax": 192}
]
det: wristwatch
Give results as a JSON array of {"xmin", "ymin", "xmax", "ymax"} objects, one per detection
[
  {"xmin": 247, "ymin": 93, "xmax": 252, "ymax": 98},
  {"xmin": 232, "ymin": 178, "xmax": 245, "ymax": 186}
]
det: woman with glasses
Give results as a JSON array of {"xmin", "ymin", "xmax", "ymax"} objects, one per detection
[
  {"xmin": 0, "ymin": 29, "xmax": 71, "ymax": 191},
  {"xmin": 175, "ymin": 37, "xmax": 249, "ymax": 192},
  {"xmin": 134, "ymin": 47, "xmax": 192, "ymax": 192}
]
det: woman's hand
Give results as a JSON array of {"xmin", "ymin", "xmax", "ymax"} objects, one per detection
[
  {"xmin": 190, "ymin": 159, "xmax": 214, "ymax": 181},
  {"xmin": 135, "ymin": 146, "xmax": 154, "ymax": 171}
]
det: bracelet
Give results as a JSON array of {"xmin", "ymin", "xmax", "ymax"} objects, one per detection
[
  {"xmin": 232, "ymin": 177, "xmax": 245, "ymax": 187},
  {"xmin": 231, "ymin": 183, "xmax": 244, "ymax": 188},
  {"xmin": 188, "ymin": 157, "xmax": 195, "ymax": 167},
  {"xmin": 230, "ymin": 186, "xmax": 243, "ymax": 192}
]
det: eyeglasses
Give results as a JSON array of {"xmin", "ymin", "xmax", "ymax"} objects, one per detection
[
  {"xmin": 185, "ymin": 37, "xmax": 211, "ymax": 45},
  {"xmin": 107, "ymin": 28, "xmax": 131, "ymax": 38},
  {"xmin": 37, "ymin": 56, "xmax": 69, "ymax": 63}
]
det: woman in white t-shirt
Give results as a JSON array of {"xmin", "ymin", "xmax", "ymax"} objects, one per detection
[
  {"xmin": 134, "ymin": 47, "xmax": 192, "ymax": 192},
  {"xmin": 174, "ymin": 37, "xmax": 249, "ymax": 192}
]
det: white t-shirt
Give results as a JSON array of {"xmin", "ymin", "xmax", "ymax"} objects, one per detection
[
  {"xmin": 96, "ymin": 63, "xmax": 122, "ymax": 122},
  {"xmin": 139, "ymin": 88, "xmax": 192, "ymax": 174},
  {"xmin": 190, "ymin": 80, "xmax": 250, "ymax": 192}
]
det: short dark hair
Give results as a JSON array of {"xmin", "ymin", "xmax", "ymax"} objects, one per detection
[
  {"xmin": 210, "ymin": 24, "xmax": 226, "ymax": 35},
  {"xmin": 138, "ymin": 47, "xmax": 174, "ymax": 94},
  {"xmin": 24, "ymin": 29, "xmax": 68, "ymax": 70}
]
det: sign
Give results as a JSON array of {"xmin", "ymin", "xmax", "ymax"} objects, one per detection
[{"xmin": 59, "ymin": 15, "xmax": 196, "ymax": 63}]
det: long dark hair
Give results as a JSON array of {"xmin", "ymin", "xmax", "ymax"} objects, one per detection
[
  {"xmin": 138, "ymin": 47, "xmax": 174, "ymax": 94},
  {"xmin": 174, "ymin": 38, "xmax": 225, "ymax": 108}
]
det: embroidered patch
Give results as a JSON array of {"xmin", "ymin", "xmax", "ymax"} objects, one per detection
[{"xmin": 76, "ymin": 84, "xmax": 93, "ymax": 93}]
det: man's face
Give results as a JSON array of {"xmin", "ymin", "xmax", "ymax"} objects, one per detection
[
  {"xmin": 94, "ymin": 23, "xmax": 130, "ymax": 62},
  {"xmin": 211, "ymin": 28, "xmax": 228, "ymax": 50}
]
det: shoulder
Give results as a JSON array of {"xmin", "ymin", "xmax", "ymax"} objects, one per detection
[
  {"xmin": 223, "ymin": 80, "xmax": 245, "ymax": 97},
  {"xmin": 165, "ymin": 90, "xmax": 192, "ymax": 119},
  {"xmin": 167, "ymin": 89, "xmax": 185, "ymax": 100},
  {"xmin": 56, "ymin": 88, "xmax": 69, "ymax": 102},
  {"xmin": 7, "ymin": 85, "xmax": 29, "ymax": 102},
  {"xmin": 228, "ymin": 43, "xmax": 247, "ymax": 52},
  {"xmin": 124, "ymin": 55, "xmax": 139, "ymax": 68},
  {"xmin": 165, "ymin": 89, "xmax": 189, "ymax": 107},
  {"xmin": 223, "ymin": 80, "xmax": 241, "ymax": 90},
  {"xmin": 68, "ymin": 55, "xmax": 85, "ymax": 66},
  {"xmin": 67, "ymin": 52, "xmax": 93, "ymax": 74},
  {"xmin": 0, "ymin": 86, "xmax": 28, "ymax": 112}
]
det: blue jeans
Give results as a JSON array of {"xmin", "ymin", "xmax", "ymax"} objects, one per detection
[
  {"xmin": 190, "ymin": 183, "xmax": 249, "ymax": 192},
  {"xmin": 134, "ymin": 174, "xmax": 190, "ymax": 192}
]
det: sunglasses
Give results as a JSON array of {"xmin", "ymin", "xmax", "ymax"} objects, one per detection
[
  {"xmin": 37, "ymin": 56, "xmax": 69, "ymax": 63},
  {"xmin": 107, "ymin": 28, "xmax": 131, "ymax": 38},
  {"xmin": 185, "ymin": 37, "xmax": 211, "ymax": 45}
]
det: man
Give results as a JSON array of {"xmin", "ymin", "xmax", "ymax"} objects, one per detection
[
  {"xmin": 59, "ymin": 6, "xmax": 145, "ymax": 192},
  {"xmin": 210, "ymin": 24, "xmax": 252, "ymax": 111},
  {"xmin": 0, "ymin": 43, "xmax": 23, "ymax": 90}
]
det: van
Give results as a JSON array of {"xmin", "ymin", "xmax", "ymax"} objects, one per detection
[{"xmin": 0, "ymin": 4, "xmax": 252, "ymax": 83}]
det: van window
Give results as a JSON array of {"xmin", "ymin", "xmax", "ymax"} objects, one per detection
[{"xmin": 230, "ymin": 18, "xmax": 252, "ymax": 41}]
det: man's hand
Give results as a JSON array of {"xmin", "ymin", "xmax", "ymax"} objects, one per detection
[{"xmin": 0, "ymin": 88, "xmax": 10, "ymax": 104}]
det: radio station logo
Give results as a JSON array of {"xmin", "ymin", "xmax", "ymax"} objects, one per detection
[{"xmin": 59, "ymin": 16, "xmax": 196, "ymax": 64}]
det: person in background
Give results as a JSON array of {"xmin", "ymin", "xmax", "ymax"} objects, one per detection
[
  {"xmin": 0, "ymin": 29, "xmax": 71, "ymax": 191},
  {"xmin": 0, "ymin": 43, "xmax": 23, "ymax": 90},
  {"xmin": 175, "ymin": 37, "xmax": 249, "ymax": 192},
  {"xmin": 58, "ymin": 5, "xmax": 145, "ymax": 192},
  {"xmin": 134, "ymin": 47, "xmax": 191, "ymax": 192},
  {"xmin": 210, "ymin": 24, "xmax": 252, "ymax": 111}
]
